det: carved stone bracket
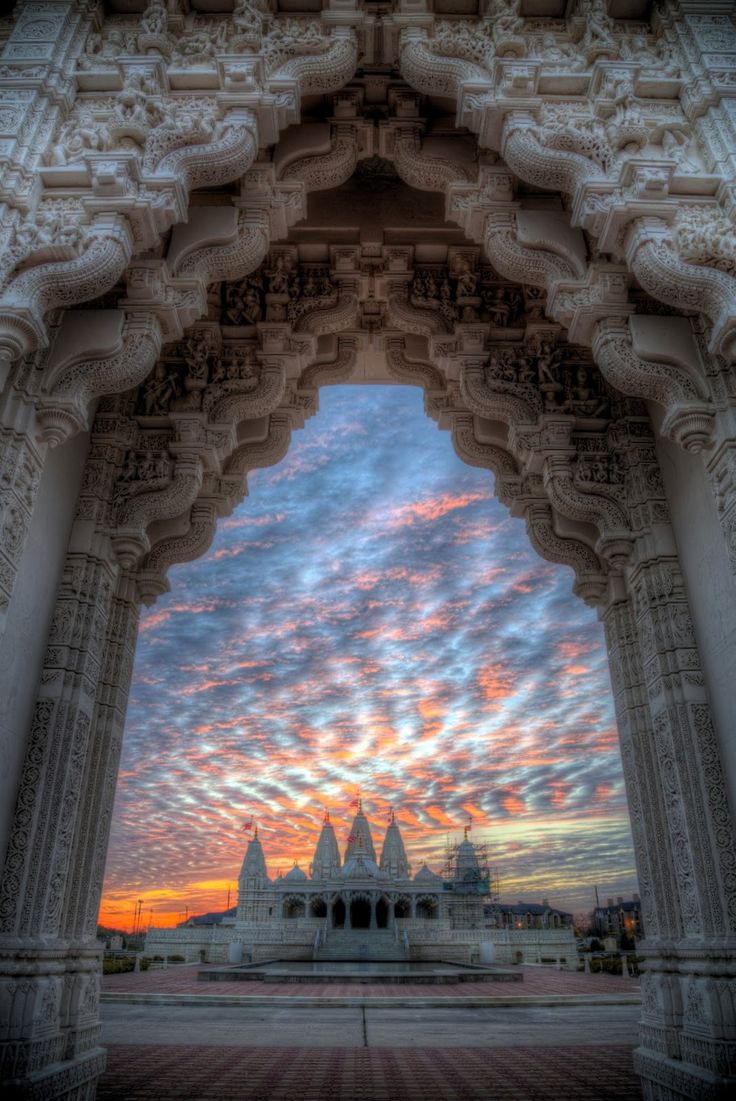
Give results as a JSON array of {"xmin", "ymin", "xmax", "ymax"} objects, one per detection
[
  {"xmin": 484, "ymin": 210, "xmax": 584, "ymax": 296},
  {"xmin": 171, "ymin": 210, "xmax": 271, "ymax": 287},
  {"xmin": 399, "ymin": 30, "xmax": 492, "ymax": 102},
  {"xmin": 450, "ymin": 412, "xmax": 521, "ymax": 508},
  {"xmin": 384, "ymin": 336, "xmax": 446, "ymax": 392},
  {"xmin": 502, "ymin": 113, "xmax": 606, "ymax": 197},
  {"xmin": 0, "ymin": 218, "xmax": 134, "ymax": 370},
  {"xmin": 523, "ymin": 500, "xmax": 608, "ymax": 607},
  {"xmin": 111, "ymin": 452, "xmax": 204, "ymax": 569},
  {"xmin": 280, "ymin": 124, "xmax": 359, "ymax": 193},
  {"xmin": 225, "ymin": 411, "xmax": 293, "ymax": 478},
  {"xmin": 592, "ymin": 316, "xmax": 715, "ymax": 453},
  {"xmin": 136, "ymin": 489, "xmax": 241, "ymax": 606},
  {"xmin": 626, "ymin": 218, "xmax": 736, "ymax": 362},
  {"xmin": 392, "ymin": 126, "xmax": 475, "ymax": 194},
  {"xmin": 38, "ymin": 312, "xmax": 164, "ymax": 446},
  {"xmin": 297, "ymin": 336, "xmax": 358, "ymax": 391},
  {"xmin": 543, "ymin": 450, "xmax": 632, "ymax": 569}
]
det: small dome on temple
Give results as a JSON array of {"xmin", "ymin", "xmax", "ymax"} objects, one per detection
[
  {"xmin": 283, "ymin": 863, "xmax": 308, "ymax": 882},
  {"xmin": 341, "ymin": 853, "xmax": 384, "ymax": 880},
  {"xmin": 414, "ymin": 863, "xmax": 443, "ymax": 885}
]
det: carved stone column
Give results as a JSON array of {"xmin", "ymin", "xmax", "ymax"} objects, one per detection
[
  {"xmin": 0, "ymin": 355, "xmax": 45, "ymax": 638},
  {"xmin": 0, "ymin": 499, "xmax": 120, "ymax": 1095},
  {"xmin": 613, "ymin": 426, "xmax": 736, "ymax": 1101},
  {"xmin": 448, "ymin": 357, "xmax": 736, "ymax": 1098},
  {"xmin": 0, "ymin": 398, "xmax": 141, "ymax": 1097}
]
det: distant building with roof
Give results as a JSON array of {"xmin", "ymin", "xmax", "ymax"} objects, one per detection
[
  {"xmin": 486, "ymin": 901, "xmax": 574, "ymax": 931},
  {"xmin": 145, "ymin": 805, "xmax": 579, "ymax": 968},
  {"xmin": 591, "ymin": 895, "xmax": 643, "ymax": 944}
]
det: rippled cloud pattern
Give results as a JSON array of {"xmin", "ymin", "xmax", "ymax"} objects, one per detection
[{"xmin": 100, "ymin": 386, "xmax": 637, "ymax": 928}]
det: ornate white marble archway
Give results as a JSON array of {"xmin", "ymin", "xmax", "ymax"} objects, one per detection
[{"xmin": 1, "ymin": 3, "xmax": 736, "ymax": 1099}]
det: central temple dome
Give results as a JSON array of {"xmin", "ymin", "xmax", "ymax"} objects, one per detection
[{"xmin": 341, "ymin": 853, "xmax": 384, "ymax": 880}]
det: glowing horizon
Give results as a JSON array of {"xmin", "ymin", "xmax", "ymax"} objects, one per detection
[{"xmin": 99, "ymin": 385, "xmax": 637, "ymax": 933}]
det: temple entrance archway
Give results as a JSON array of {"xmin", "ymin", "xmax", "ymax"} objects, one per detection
[
  {"xmin": 349, "ymin": 898, "xmax": 371, "ymax": 930},
  {"xmin": 331, "ymin": 898, "xmax": 346, "ymax": 930},
  {"xmin": 395, "ymin": 899, "xmax": 411, "ymax": 921},
  {"xmin": 309, "ymin": 898, "xmax": 327, "ymax": 920},
  {"xmin": 1, "ymin": 6, "xmax": 736, "ymax": 1101}
]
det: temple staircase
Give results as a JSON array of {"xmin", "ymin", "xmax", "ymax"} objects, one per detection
[{"xmin": 314, "ymin": 929, "xmax": 405, "ymax": 961}]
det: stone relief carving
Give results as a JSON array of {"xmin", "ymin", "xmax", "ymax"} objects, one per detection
[
  {"xmin": 405, "ymin": 264, "xmax": 524, "ymax": 330},
  {"xmin": 136, "ymin": 337, "xmax": 263, "ymax": 421},
  {"xmin": 673, "ymin": 205, "xmax": 736, "ymax": 276},
  {"xmin": 220, "ymin": 258, "xmax": 340, "ymax": 329}
]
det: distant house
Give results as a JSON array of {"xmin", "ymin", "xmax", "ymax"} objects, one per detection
[
  {"xmin": 591, "ymin": 895, "xmax": 643, "ymax": 943},
  {"xmin": 485, "ymin": 900, "xmax": 574, "ymax": 931}
]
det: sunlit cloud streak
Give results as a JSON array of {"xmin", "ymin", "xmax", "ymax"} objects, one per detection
[{"xmin": 100, "ymin": 386, "xmax": 637, "ymax": 930}]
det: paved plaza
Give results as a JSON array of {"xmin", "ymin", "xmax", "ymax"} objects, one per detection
[
  {"xmin": 98, "ymin": 966, "xmax": 642, "ymax": 1099},
  {"xmin": 102, "ymin": 962, "xmax": 639, "ymax": 1000}
]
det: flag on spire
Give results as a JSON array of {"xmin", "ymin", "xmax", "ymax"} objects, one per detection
[{"xmin": 242, "ymin": 816, "xmax": 254, "ymax": 833}]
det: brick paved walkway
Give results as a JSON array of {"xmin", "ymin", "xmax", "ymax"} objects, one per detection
[
  {"xmin": 103, "ymin": 964, "xmax": 638, "ymax": 999},
  {"xmin": 99, "ymin": 1043, "xmax": 642, "ymax": 1100}
]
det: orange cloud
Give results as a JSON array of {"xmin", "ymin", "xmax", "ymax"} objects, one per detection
[{"xmin": 385, "ymin": 491, "xmax": 490, "ymax": 530}]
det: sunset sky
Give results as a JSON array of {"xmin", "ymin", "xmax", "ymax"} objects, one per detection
[{"xmin": 99, "ymin": 384, "xmax": 638, "ymax": 931}]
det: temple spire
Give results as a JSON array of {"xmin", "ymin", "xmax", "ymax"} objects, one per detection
[
  {"xmin": 379, "ymin": 810, "xmax": 410, "ymax": 879},
  {"xmin": 312, "ymin": 811, "xmax": 341, "ymax": 879},
  {"xmin": 344, "ymin": 802, "xmax": 376, "ymax": 862},
  {"xmin": 238, "ymin": 829, "xmax": 269, "ymax": 890}
]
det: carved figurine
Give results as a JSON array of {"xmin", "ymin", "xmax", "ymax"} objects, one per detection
[
  {"xmin": 138, "ymin": 451, "xmax": 158, "ymax": 480},
  {"xmin": 153, "ymin": 452, "xmax": 169, "ymax": 479},
  {"xmin": 47, "ymin": 114, "xmax": 112, "ymax": 166},
  {"xmin": 535, "ymin": 33, "xmax": 585, "ymax": 71},
  {"xmin": 578, "ymin": 0, "xmax": 616, "ymax": 54},
  {"xmin": 210, "ymin": 352, "xmax": 227, "ymax": 383},
  {"xmin": 267, "ymin": 255, "xmax": 291, "ymax": 295},
  {"xmin": 570, "ymin": 366, "xmax": 608, "ymax": 418},
  {"xmin": 233, "ymin": 0, "xmax": 266, "ymax": 36},
  {"xmin": 224, "ymin": 280, "xmax": 262, "ymax": 326},
  {"xmin": 115, "ymin": 71, "xmax": 160, "ymax": 133},
  {"xmin": 242, "ymin": 282, "xmax": 263, "ymax": 324},
  {"xmin": 183, "ymin": 336, "xmax": 210, "ymax": 382},
  {"xmin": 486, "ymin": 286, "xmax": 510, "ymax": 326},
  {"xmin": 515, "ymin": 354, "xmax": 535, "ymax": 385},
  {"xmin": 489, "ymin": 0, "xmax": 523, "ymax": 47},
  {"xmin": 120, "ymin": 449, "xmax": 138, "ymax": 482},
  {"xmin": 536, "ymin": 342, "xmax": 562, "ymax": 386},
  {"xmin": 141, "ymin": 362, "xmax": 179, "ymax": 414},
  {"xmin": 455, "ymin": 259, "xmax": 478, "ymax": 298},
  {"xmin": 140, "ymin": 1, "xmax": 168, "ymax": 37},
  {"xmin": 302, "ymin": 271, "xmax": 320, "ymax": 298},
  {"xmin": 661, "ymin": 129, "xmax": 700, "ymax": 174}
]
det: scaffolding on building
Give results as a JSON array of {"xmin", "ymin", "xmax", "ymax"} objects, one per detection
[
  {"xmin": 438, "ymin": 833, "xmax": 500, "ymax": 929},
  {"xmin": 440, "ymin": 835, "xmax": 500, "ymax": 900}
]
